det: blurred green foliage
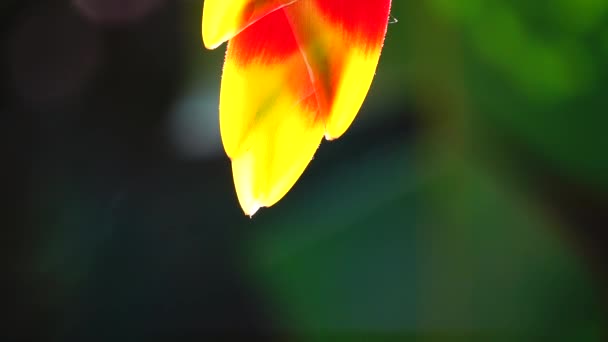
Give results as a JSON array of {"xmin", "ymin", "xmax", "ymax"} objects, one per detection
[{"xmin": 386, "ymin": 0, "xmax": 608, "ymax": 187}]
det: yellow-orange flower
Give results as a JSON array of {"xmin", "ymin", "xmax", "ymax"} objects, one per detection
[{"xmin": 203, "ymin": 0, "xmax": 392, "ymax": 215}]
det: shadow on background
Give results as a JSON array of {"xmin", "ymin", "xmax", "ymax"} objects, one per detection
[{"xmin": 2, "ymin": 0, "xmax": 607, "ymax": 340}]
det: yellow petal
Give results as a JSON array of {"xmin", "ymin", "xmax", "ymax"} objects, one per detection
[{"xmin": 231, "ymin": 95, "xmax": 323, "ymax": 216}]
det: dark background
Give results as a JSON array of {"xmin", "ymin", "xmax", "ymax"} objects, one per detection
[{"xmin": 3, "ymin": 0, "xmax": 608, "ymax": 340}]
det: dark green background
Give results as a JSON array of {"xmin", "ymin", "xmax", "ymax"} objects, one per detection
[{"xmin": 3, "ymin": 0, "xmax": 607, "ymax": 340}]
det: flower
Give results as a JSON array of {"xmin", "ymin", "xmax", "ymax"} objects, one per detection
[{"xmin": 203, "ymin": 0, "xmax": 392, "ymax": 216}]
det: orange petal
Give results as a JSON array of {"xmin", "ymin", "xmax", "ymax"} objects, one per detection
[
  {"xmin": 284, "ymin": 0, "xmax": 392, "ymax": 139},
  {"xmin": 217, "ymin": 0, "xmax": 391, "ymax": 215},
  {"xmin": 220, "ymin": 8, "xmax": 324, "ymax": 215},
  {"xmin": 202, "ymin": 0, "xmax": 297, "ymax": 49}
]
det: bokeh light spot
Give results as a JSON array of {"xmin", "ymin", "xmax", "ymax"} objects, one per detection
[
  {"xmin": 73, "ymin": 0, "xmax": 166, "ymax": 25},
  {"xmin": 8, "ymin": 4, "xmax": 102, "ymax": 106}
]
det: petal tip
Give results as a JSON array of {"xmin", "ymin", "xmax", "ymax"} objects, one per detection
[
  {"xmin": 202, "ymin": 37, "xmax": 222, "ymax": 50},
  {"xmin": 201, "ymin": 22, "xmax": 224, "ymax": 50},
  {"xmin": 324, "ymin": 132, "xmax": 337, "ymax": 141},
  {"xmin": 245, "ymin": 202, "xmax": 262, "ymax": 217},
  {"xmin": 201, "ymin": 1, "xmax": 230, "ymax": 50}
]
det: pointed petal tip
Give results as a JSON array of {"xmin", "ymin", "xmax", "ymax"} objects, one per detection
[
  {"xmin": 202, "ymin": 37, "xmax": 222, "ymax": 50},
  {"xmin": 236, "ymin": 190, "xmax": 264, "ymax": 217},
  {"xmin": 201, "ymin": 0, "xmax": 231, "ymax": 50},
  {"xmin": 201, "ymin": 19, "xmax": 226, "ymax": 50},
  {"xmin": 324, "ymin": 132, "xmax": 337, "ymax": 141},
  {"xmin": 245, "ymin": 202, "xmax": 261, "ymax": 217}
]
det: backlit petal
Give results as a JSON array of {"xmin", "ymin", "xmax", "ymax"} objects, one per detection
[
  {"xmin": 214, "ymin": 0, "xmax": 391, "ymax": 214},
  {"xmin": 202, "ymin": 0, "xmax": 296, "ymax": 49},
  {"xmin": 231, "ymin": 97, "xmax": 323, "ymax": 216},
  {"xmin": 285, "ymin": 0, "xmax": 392, "ymax": 139},
  {"xmin": 221, "ymin": 9, "xmax": 323, "ymax": 215}
]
